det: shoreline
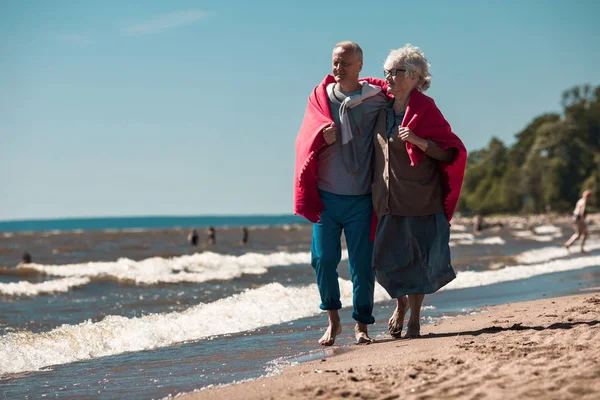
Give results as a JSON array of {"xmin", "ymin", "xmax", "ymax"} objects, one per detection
[
  {"xmin": 181, "ymin": 292, "xmax": 600, "ymax": 400},
  {"xmin": 0, "ymin": 212, "xmax": 598, "ymax": 234}
]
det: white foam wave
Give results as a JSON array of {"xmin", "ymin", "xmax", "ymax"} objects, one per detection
[
  {"xmin": 515, "ymin": 240, "xmax": 600, "ymax": 264},
  {"xmin": 25, "ymin": 250, "xmax": 344, "ymax": 285},
  {"xmin": 530, "ymin": 236, "xmax": 554, "ymax": 242},
  {"xmin": 450, "ymin": 233, "xmax": 474, "ymax": 241},
  {"xmin": 41, "ymin": 230, "xmax": 63, "ymax": 237},
  {"xmin": 512, "ymin": 225, "xmax": 563, "ymax": 242},
  {"xmin": 533, "ymin": 225, "xmax": 562, "ymax": 235},
  {"xmin": 0, "ymin": 277, "xmax": 91, "ymax": 296},
  {"xmin": 0, "ymin": 278, "xmax": 388, "ymax": 376},
  {"xmin": 445, "ymin": 252, "xmax": 600, "ymax": 291},
  {"xmin": 450, "ymin": 233, "xmax": 505, "ymax": 245},
  {"xmin": 450, "ymin": 224, "xmax": 467, "ymax": 232},
  {"xmin": 512, "ymin": 230, "xmax": 556, "ymax": 242},
  {"xmin": 478, "ymin": 237, "xmax": 506, "ymax": 245}
]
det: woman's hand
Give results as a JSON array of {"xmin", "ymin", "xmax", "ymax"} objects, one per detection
[
  {"xmin": 398, "ymin": 127, "xmax": 418, "ymax": 144},
  {"xmin": 398, "ymin": 127, "xmax": 428, "ymax": 151},
  {"xmin": 322, "ymin": 124, "xmax": 338, "ymax": 145}
]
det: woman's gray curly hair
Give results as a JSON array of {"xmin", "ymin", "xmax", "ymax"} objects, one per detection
[{"xmin": 384, "ymin": 44, "xmax": 432, "ymax": 92}]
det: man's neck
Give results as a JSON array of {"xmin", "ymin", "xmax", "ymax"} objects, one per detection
[{"xmin": 337, "ymin": 80, "xmax": 361, "ymax": 93}]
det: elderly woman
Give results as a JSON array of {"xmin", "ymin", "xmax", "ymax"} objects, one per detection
[{"xmin": 371, "ymin": 44, "xmax": 467, "ymax": 338}]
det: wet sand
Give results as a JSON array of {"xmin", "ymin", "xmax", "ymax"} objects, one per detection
[{"xmin": 183, "ymin": 293, "xmax": 600, "ymax": 400}]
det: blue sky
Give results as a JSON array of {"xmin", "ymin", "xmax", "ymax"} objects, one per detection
[{"xmin": 1, "ymin": 0, "xmax": 599, "ymax": 221}]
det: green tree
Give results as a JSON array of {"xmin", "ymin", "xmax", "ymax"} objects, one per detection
[{"xmin": 459, "ymin": 84, "xmax": 600, "ymax": 214}]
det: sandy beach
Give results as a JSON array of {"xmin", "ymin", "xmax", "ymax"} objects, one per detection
[{"xmin": 184, "ymin": 292, "xmax": 600, "ymax": 400}]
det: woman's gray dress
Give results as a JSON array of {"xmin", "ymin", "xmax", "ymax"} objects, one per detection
[{"xmin": 371, "ymin": 103, "xmax": 456, "ymax": 298}]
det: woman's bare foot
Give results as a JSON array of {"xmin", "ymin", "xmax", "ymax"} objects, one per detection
[
  {"xmin": 406, "ymin": 317, "xmax": 421, "ymax": 339},
  {"xmin": 388, "ymin": 296, "xmax": 409, "ymax": 338},
  {"xmin": 318, "ymin": 315, "xmax": 342, "ymax": 346},
  {"xmin": 355, "ymin": 323, "xmax": 373, "ymax": 344}
]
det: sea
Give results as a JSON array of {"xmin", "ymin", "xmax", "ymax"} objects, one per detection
[{"xmin": 0, "ymin": 215, "xmax": 599, "ymax": 399}]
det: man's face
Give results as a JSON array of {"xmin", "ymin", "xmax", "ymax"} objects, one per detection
[{"xmin": 332, "ymin": 47, "xmax": 362, "ymax": 85}]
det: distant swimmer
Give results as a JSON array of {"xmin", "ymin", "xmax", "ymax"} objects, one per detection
[
  {"xmin": 16, "ymin": 252, "xmax": 32, "ymax": 267},
  {"xmin": 187, "ymin": 229, "xmax": 199, "ymax": 246},
  {"xmin": 240, "ymin": 227, "xmax": 249, "ymax": 246},
  {"xmin": 564, "ymin": 190, "xmax": 591, "ymax": 253},
  {"xmin": 207, "ymin": 226, "xmax": 216, "ymax": 245}
]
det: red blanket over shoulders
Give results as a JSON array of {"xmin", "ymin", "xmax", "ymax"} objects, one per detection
[{"xmin": 294, "ymin": 75, "xmax": 466, "ymax": 223}]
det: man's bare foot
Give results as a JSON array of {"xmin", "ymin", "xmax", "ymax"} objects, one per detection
[
  {"xmin": 318, "ymin": 319, "xmax": 342, "ymax": 346},
  {"xmin": 581, "ymin": 249, "xmax": 589, "ymax": 254},
  {"xmin": 355, "ymin": 323, "xmax": 373, "ymax": 345},
  {"xmin": 406, "ymin": 318, "xmax": 420, "ymax": 339},
  {"xmin": 388, "ymin": 296, "xmax": 409, "ymax": 338}
]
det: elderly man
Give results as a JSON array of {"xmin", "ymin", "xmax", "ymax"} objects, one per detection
[{"xmin": 294, "ymin": 41, "xmax": 388, "ymax": 345}]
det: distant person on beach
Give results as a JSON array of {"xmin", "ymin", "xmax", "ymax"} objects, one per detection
[
  {"xmin": 240, "ymin": 227, "xmax": 249, "ymax": 246},
  {"xmin": 187, "ymin": 229, "xmax": 199, "ymax": 246},
  {"xmin": 294, "ymin": 41, "xmax": 388, "ymax": 345},
  {"xmin": 473, "ymin": 212, "xmax": 504, "ymax": 233},
  {"xmin": 564, "ymin": 190, "xmax": 592, "ymax": 253},
  {"xmin": 473, "ymin": 212, "xmax": 484, "ymax": 233},
  {"xmin": 527, "ymin": 220, "xmax": 537, "ymax": 234},
  {"xmin": 371, "ymin": 45, "xmax": 466, "ymax": 339},
  {"xmin": 207, "ymin": 226, "xmax": 216, "ymax": 245}
]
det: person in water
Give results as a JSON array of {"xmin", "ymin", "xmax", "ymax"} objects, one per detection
[
  {"xmin": 187, "ymin": 229, "xmax": 199, "ymax": 246},
  {"xmin": 16, "ymin": 252, "xmax": 32, "ymax": 267},
  {"xmin": 240, "ymin": 227, "xmax": 249, "ymax": 246},
  {"xmin": 207, "ymin": 226, "xmax": 216, "ymax": 245}
]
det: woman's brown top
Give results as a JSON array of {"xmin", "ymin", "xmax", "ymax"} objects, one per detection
[{"xmin": 372, "ymin": 109, "xmax": 457, "ymax": 218}]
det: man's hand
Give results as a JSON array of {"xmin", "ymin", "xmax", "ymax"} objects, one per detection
[{"xmin": 323, "ymin": 125, "xmax": 338, "ymax": 145}]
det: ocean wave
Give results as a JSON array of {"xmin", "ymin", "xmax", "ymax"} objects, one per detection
[
  {"xmin": 446, "ymin": 251, "xmax": 600, "ymax": 291},
  {"xmin": 0, "ymin": 266, "xmax": 46, "ymax": 278},
  {"xmin": 2, "ymin": 245, "xmax": 600, "ymax": 376},
  {"xmin": 24, "ymin": 250, "xmax": 348, "ymax": 285},
  {"xmin": 0, "ymin": 277, "xmax": 90, "ymax": 296},
  {"xmin": 0, "ymin": 278, "xmax": 388, "ymax": 376},
  {"xmin": 511, "ymin": 224, "xmax": 563, "ymax": 242},
  {"xmin": 515, "ymin": 239, "xmax": 600, "ymax": 264}
]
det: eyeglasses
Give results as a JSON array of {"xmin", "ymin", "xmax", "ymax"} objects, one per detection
[{"xmin": 384, "ymin": 68, "xmax": 406, "ymax": 77}]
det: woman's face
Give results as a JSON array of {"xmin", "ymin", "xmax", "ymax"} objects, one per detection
[{"xmin": 384, "ymin": 60, "xmax": 418, "ymax": 96}]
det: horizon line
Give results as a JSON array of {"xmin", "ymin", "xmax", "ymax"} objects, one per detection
[{"xmin": 0, "ymin": 213, "xmax": 300, "ymax": 224}]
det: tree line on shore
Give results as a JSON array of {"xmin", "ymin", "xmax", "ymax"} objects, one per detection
[{"xmin": 458, "ymin": 84, "xmax": 600, "ymax": 215}]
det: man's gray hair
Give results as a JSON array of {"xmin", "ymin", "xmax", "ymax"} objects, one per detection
[
  {"xmin": 333, "ymin": 41, "xmax": 363, "ymax": 61},
  {"xmin": 384, "ymin": 44, "xmax": 432, "ymax": 92}
]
